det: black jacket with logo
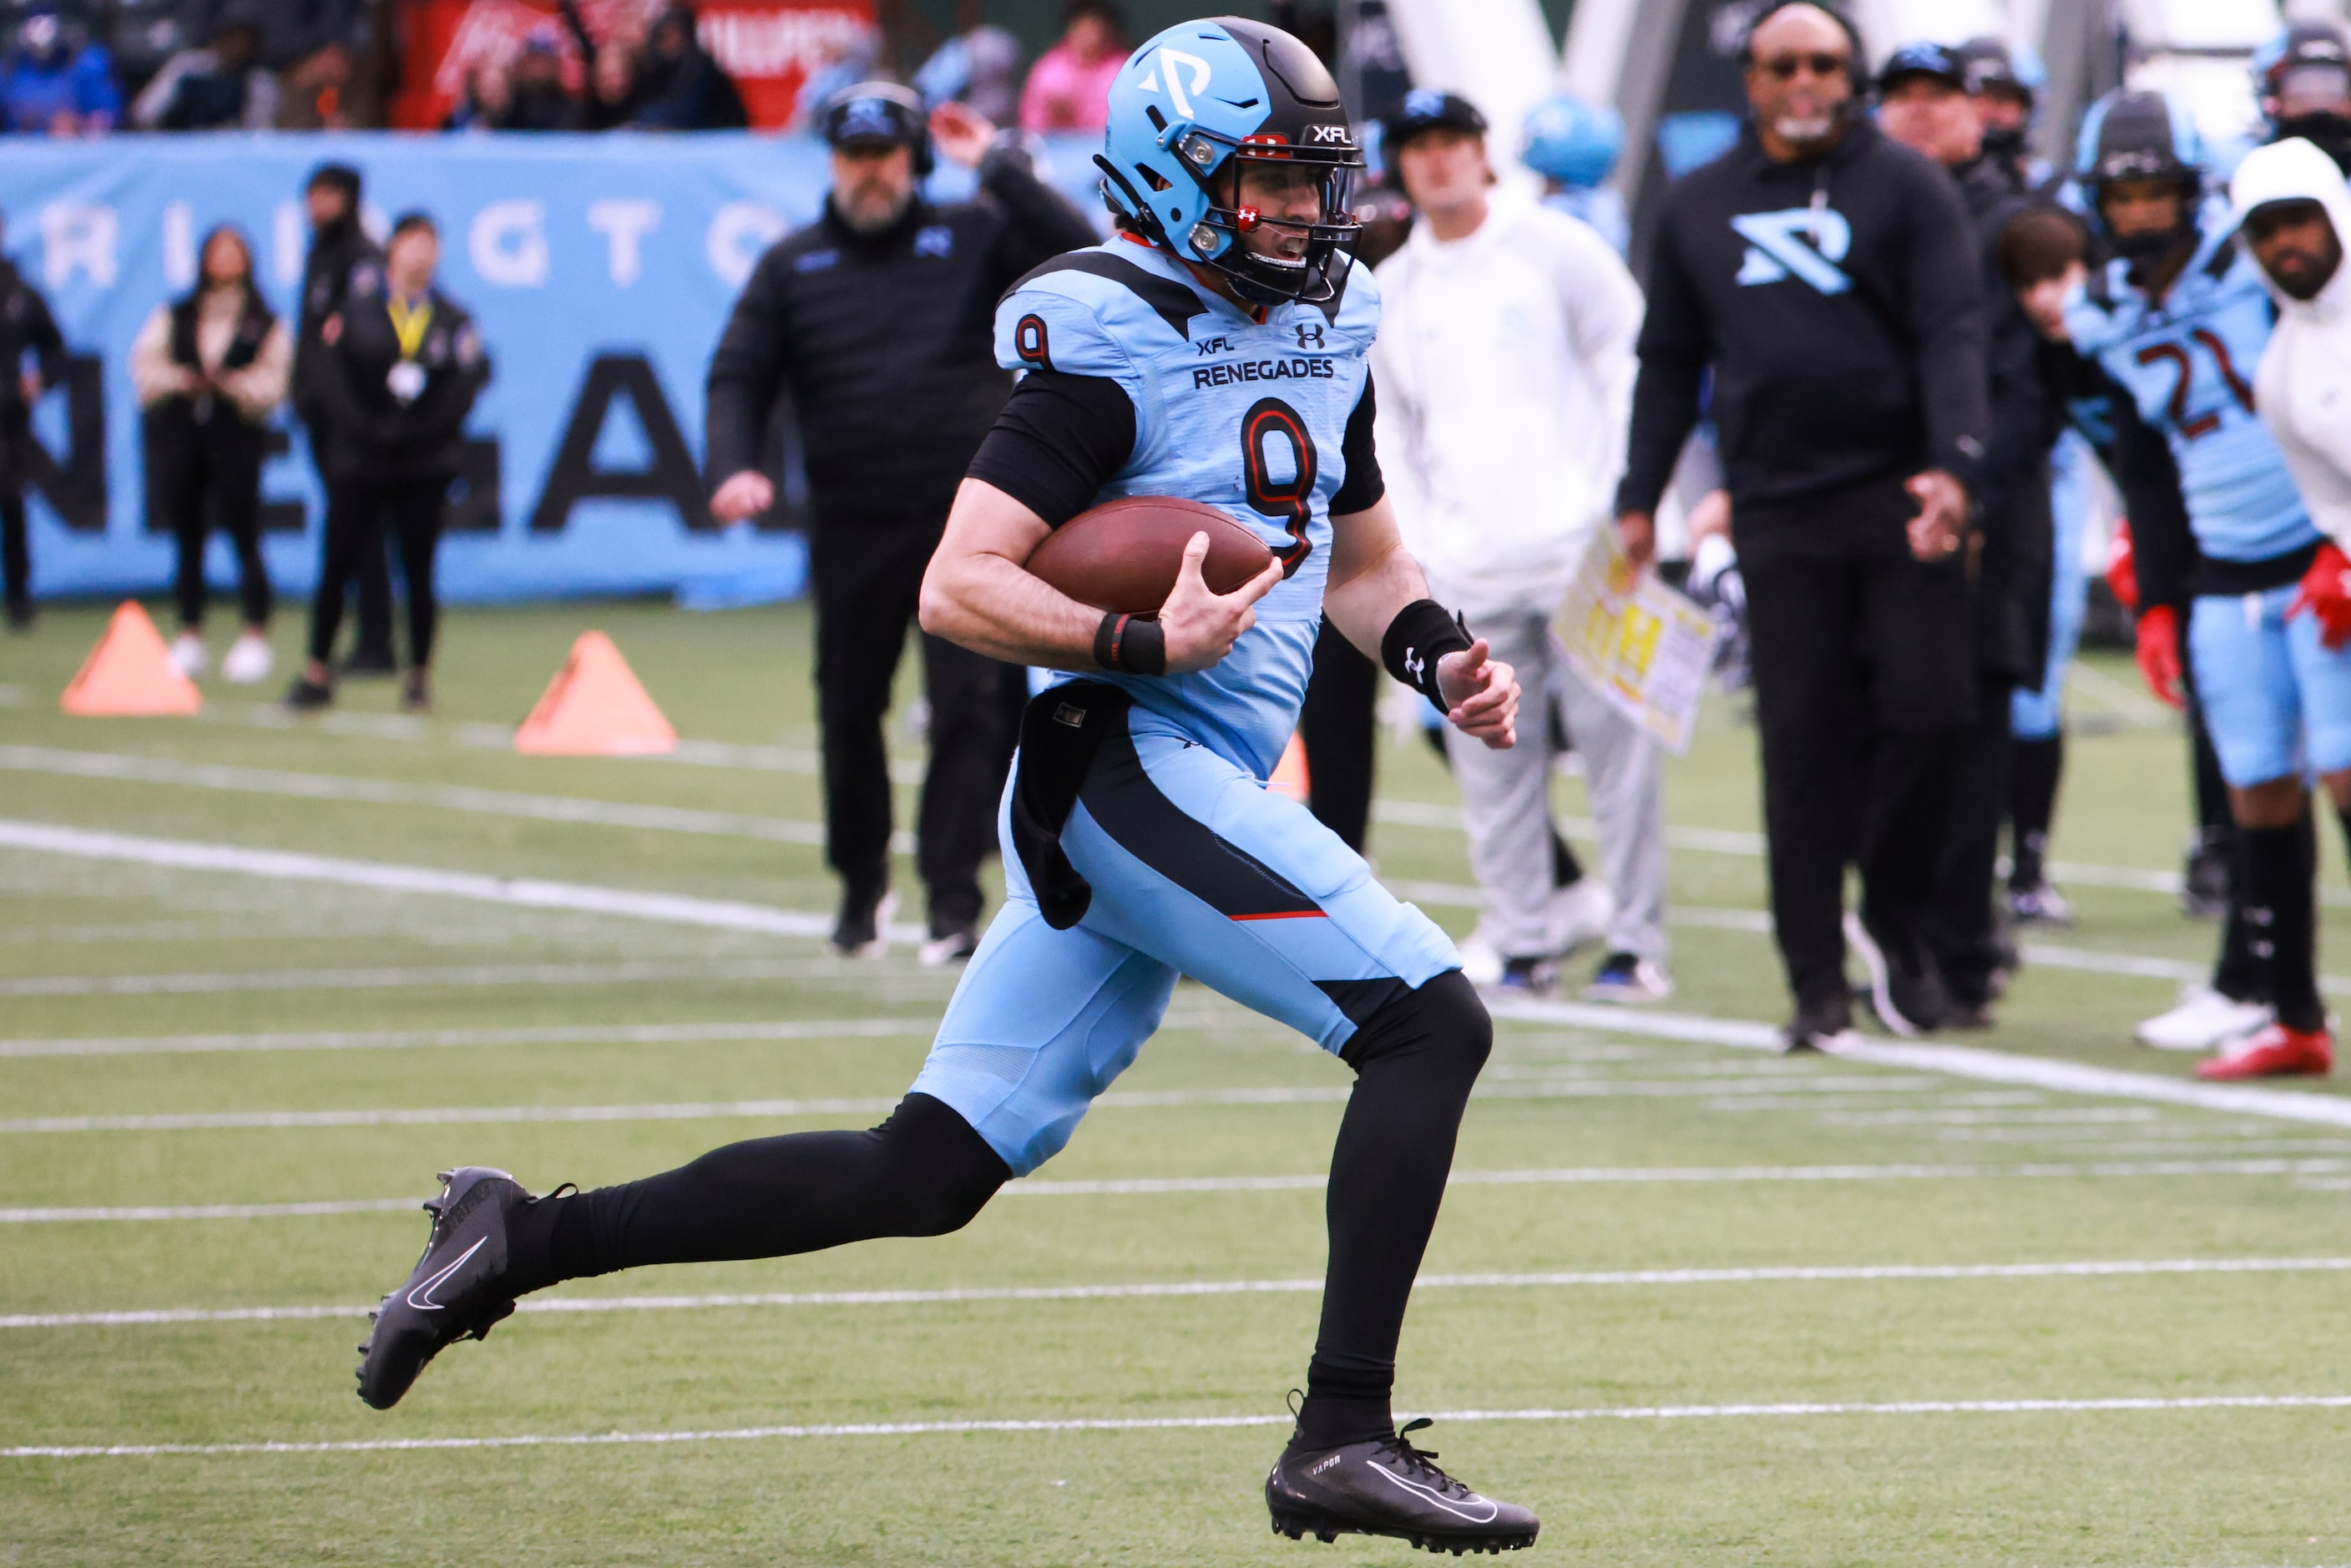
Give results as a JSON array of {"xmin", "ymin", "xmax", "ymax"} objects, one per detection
[
  {"xmin": 1616, "ymin": 119, "xmax": 1990, "ymax": 560},
  {"xmin": 294, "ymin": 215, "xmax": 382, "ymax": 431},
  {"xmin": 704, "ymin": 144, "xmax": 1100, "ymax": 528},
  {"xmin": 313, "ymin": 271, "xmax": 491, "ymax": 484}
]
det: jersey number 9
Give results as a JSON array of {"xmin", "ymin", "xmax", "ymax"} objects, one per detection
[{"xmin": 1241, "ymin": 396, "xmax": 1317, "ymax": 577}]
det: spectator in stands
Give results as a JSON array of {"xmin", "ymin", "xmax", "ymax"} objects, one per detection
[
  {"xmin": 134, "ymin": 225, "xmax": 289, "ymax": 687},
  {"xmin": 916, "ymin": 24, "xmax": 1022, "ymax": 126},
  {"xmin": 133, "ymin": 2, "xmax": 278, "ymax": 129},
  {"xmin": 441, "ymin": 58, "xmax": 508, "ymax": 132},
  {"xmin": 558, "ymin": 0, "xmax": 643, "ymax": 130},
  {"xmin": 0, "ymin": 210, "xmax": 65, "ymax": 633},
  {"xmin": 0, "ymin": 5, "xmax": 119, "ymax": 134},
  {"xmin": 629, "ymin": 5, "xmax": 743, "ymax": 129},
  {"xmin": 290, "ymin": 213, "xmax": 490, "ymax": 716},
  {"xmin": 493, "ymin": 29, "xmax": 584, "ymax": 131},
  {"xmin": 1017, "ymin": 0, "xmax": 1124, "ymax": 134}
]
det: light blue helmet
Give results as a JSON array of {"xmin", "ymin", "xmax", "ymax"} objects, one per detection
[
  {"xmin": 1520, "ymin": 94, "xmax": 1622, "ymax": 190},
  {"xmin": 1098, "ymin": 16, "xmax": 1364, "ymax": 306}
]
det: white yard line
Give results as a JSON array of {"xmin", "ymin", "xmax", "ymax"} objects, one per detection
[
  {"xmin": 10, "ymin": 1255, "xmax": 2346, "ymax": 1331},
  {"xmin": 0, "ymin": 1018, "xmax": 939, "ymax": 1059},
  {"xmin": 0, "ymin": 1075, "xmax": 1949, "ymax": 1136},
  {"xmin": 8, "ymin": 1157, "xmax": 2346, "ymax": 1224},
  {"xmin": 0, "ymin": 957, "xmax": 923, "ymax": 999},
  {"xmin": 15, "ymin": 820, "xmax": 2351, "ymax": 1135},
  {"xmin": 13, "ymin": 1393, "xmax": 2351, "ymax": 1459}
]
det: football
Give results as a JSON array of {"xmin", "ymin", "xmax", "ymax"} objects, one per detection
[{"xmin": 1024, "ymin": 496, "xmax": 1276, "ymax": 615}]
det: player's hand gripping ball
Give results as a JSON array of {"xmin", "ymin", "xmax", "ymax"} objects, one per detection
[{"xmin": 1024, "ymin": 496, "xmax": 1275, "ymax": 614}]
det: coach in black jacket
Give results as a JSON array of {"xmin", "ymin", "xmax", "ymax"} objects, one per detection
[
  {"xmin": 705, "ymin": 83, "xmax": 1096, "ymax": 962},
  {"xmin": 1614, "ymin": 2, "xmax": 1991, "ymax": 1049}
]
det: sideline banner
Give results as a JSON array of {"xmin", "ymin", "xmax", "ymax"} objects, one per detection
[{"xmin": 0, "ymin": 132, "xmax": 1109, "ymax": 603}]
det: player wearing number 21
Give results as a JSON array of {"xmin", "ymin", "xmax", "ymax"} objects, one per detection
[{"xmin": 2065, "ymin": 91, "xmax": 2344, "ymax": 1080}]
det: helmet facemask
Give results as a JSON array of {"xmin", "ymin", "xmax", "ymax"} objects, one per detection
[{"xmin": 1188, "ymin": 143, "xmax": 1361, "ymax": 306}]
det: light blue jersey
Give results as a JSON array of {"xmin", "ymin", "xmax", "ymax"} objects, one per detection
[
  {"xmin": 2065, "ymin": 208, "xmax": 2315, "ymax": 564},
  {"xmin": 993, "ymin": 237, "xmax": 1381, "ymax": 780}
]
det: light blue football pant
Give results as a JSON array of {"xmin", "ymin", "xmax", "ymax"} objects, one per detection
[
  {"xmin": 2187, "ymin": 584, "xmax": 2351, "ymax": 788},
  {"xmin": 909, "ymin": 708, "xmax": 1462, "ymax": 1176},
  {"xmin": 2013, "ymin": 431, "xmax": 2093, "ymax": 741}
]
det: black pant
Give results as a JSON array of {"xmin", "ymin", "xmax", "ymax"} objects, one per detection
[
  {"xmin": 809, "ymin": 519, "xmax": 1016, "ymax": 933},
  {"xmin": 1929, "ymin": 671, "xmax": 2016, "ymax": 1008},
  {"xmin": 1299, "ymin": 618, "xmax": 1379, "ymax": 852},
  {"xmin": 307, "ymin": 426, "xmax": 392, "ymax": 661},
  {"xmin": 1743, "ymin": 549, "xmax": 1975, "ymax": 1010},
  {"xmin": 0, "ymin": 489, "xmax": 23, "ymax": 614},
  {"xmin": 309, "ymin": 477, "xmax": 445, "ymax": 667},
  {"xmin": 158, "ymin": 427, "xmax": 270, "ymax": 630}
]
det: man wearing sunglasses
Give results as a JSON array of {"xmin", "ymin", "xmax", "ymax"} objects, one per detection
[{"xmin": 1614, "ymin": 0, "xmax": 1990, "ymax": 1051}]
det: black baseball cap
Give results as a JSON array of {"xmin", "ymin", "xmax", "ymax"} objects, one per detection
[
  {"xmin": 1878, "ymin": 40, "xmax": 1966, "ymax": 94},
  {"xmin": 820, "ymin": 81, "xmax": 927, "ymax": 151},
  {"xmin": 1383, "ymin": 89, "xmax": 1487, "ymax": 157}
]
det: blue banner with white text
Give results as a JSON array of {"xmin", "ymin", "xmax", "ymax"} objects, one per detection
[{"xmin": 0, "ymin": 131, "xmax": 1108, "ymax": 604}]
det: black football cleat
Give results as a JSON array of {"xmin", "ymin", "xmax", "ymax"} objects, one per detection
[
  {"xmin": 1267, "ymin": 1419, "xmax": 1538, "ymax": 1555},
  {"xmin": 355, "ymin": 1166, "xmax": 537, "ymax": 1409}
]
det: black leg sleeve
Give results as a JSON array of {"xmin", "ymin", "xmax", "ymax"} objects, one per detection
[
  {"xmin": 1298, "ymin": 618, "xmax": 1379, "ymax": 853},
  {"xmin": 1295, "ymin": 970, "xmax": 1490, "ymax": 1452},
  {"xmin": 514, "ymin": 1092, "xmax": 1010, "ymax": 1291},
  {"xmin": 2242, "ymin": 819, "xmax": 2323, "ymax": 1033}
]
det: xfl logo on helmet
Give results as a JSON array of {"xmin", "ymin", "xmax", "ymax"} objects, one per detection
[{"xmin": 1306, "ymin": 124, "xmax": 1352, "ymax": 144}]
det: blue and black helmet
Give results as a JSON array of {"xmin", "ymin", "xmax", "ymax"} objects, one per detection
[
  {"xmin": 1098, "ymin": 17, "xmax": 1363, "ymax": 306},
  {"xmin": 1520, "ymin": 94, "xmax": 1620, "ymax": 190},
  {"xmin": 2074, "ymin": 88, "xmax": 2203, "ymax": 239}
]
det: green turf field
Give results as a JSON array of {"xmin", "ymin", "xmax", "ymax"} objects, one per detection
[{"xmin": 4, "ymin": 599, "xmax": 2351, "ymax": 1566}]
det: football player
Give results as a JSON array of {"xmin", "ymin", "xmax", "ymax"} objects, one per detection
[
  {"xmin": 352, "ymin": 18, "xmax": 1539, "ymax": 1554},
  {"xmin": 2066, "ymin": 90, "xmax": 2340, "ymax": 1079}
]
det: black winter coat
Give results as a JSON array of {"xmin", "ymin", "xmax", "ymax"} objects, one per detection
[
  {"xmin": 1616, "ymin": 119, "xmax": 1990, "ymax": 562},
  {"xmin": 312, "ymin": 275, "xmax": 490, "ymax": 483},
  {"xmin": 295, "ymin": 215, "xmax": 382, "ymax": 430},
  {"xmin": 704, "ymin": 144, "xmax": 1099, "ymax": 527}
]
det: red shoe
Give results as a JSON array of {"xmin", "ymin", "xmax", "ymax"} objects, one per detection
[{"xmin": 2195, "ymin": 1023, "xmax": 2333, "ymax": 1080}]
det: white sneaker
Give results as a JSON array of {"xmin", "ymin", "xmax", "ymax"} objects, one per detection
[
  {"xmin": 1545, "ymin": 878, "xmax": 1615, "ymax": 957},
  {"xmin": 2135, "ymin": 984, "xmax": 2273, "ymax": 1052},
  {"xmin": 1456, "ymin": 927, "xmax": 1504, "ymax": 988},
  {"xmin": 220, "ymin": 630, "xmax": 274, "ymax": 685},
  {"xmin": 168, "ymin": 632, "xmax": 207, "ymax": 679}
]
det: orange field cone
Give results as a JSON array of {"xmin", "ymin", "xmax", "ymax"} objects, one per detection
[
  {"xmin": 513, "ymin": 630, "xmax": 678, "ymax": 756},
  {"xmin": 58, "ymin": 601, "xmax": 201, "ymax": 716},
  {"xmin": 1268, "ymin": 731, "xmax": 1311, "ymax": 802}
]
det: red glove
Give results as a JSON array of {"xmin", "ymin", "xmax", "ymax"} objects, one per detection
[
  {"xmin": 2136, "ymin": 603, "xmax": 2185, "ymax": 710},
  {"xmin": 2104, "ymin": 520, "xmax": 2139, "ymax": 614},
  {"xmin": 2289, "ymin": 540, "xmax": 2351, "ymax": 651}
]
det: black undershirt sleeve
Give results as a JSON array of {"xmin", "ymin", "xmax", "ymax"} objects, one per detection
[
  {"xmin": 964, "ymin": 370, "xmax": 1138, "ymax": 527},
  {"xmin": 1329, "ymin": 373, "xmax": 1384, "ymax": 517}
]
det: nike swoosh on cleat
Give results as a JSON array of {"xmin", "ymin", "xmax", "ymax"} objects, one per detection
[
  {"xmin": 406, "ymin": 1238, "xmax": 486, "ymax": 1311},
  {"xmin": 1368, "ymin": 1465, "xmax": 1500, "ymax": 1524}
]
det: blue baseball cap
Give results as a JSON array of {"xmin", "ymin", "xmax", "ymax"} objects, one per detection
[{"xmin": 1878, "ymin": 41, "xmax": 1967, "ymax": 94}]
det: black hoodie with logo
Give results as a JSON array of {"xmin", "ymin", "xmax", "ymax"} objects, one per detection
[{"xmin": 1615, "ymin": 119, "xmax": 1990, "ymax": 562}]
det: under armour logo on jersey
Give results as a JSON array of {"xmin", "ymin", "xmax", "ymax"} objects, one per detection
[
  {"xmin": 1731, "ymin": 207, "xmax": 1853, "ymax": 295},
  {"xmin": 1295, "ymin": 321, "xmax": 1325, "ymax": 349},
  {"xmin": 1136, "ymin": 47, "xmax": 1212, "ymax": 117}
]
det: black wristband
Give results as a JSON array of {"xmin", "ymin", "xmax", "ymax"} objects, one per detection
[
  {"xmin": 1094, "ymin": 611, "xmax": 1167, "ymax": 676},
  {"xmin": 1381, "ymin": 598, "xmax": 1472, "ymax": 707}
]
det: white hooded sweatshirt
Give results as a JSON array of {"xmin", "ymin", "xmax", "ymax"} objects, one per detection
[
  {"xmin": 1370, "ymin": 190, "xmax": 1644, "ymax": 620},
  {"xmin": 2232, "ymin": 136, "xmax": 2351, "ymax": 548}
]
